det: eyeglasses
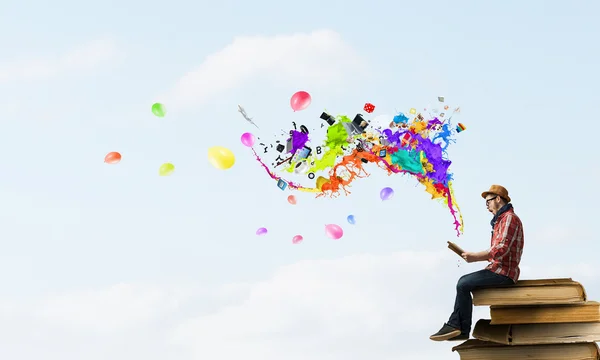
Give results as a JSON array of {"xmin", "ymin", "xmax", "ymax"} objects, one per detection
[{"xmin": 485, "ymin": 196, "xmax": 498, "ymax": 205}]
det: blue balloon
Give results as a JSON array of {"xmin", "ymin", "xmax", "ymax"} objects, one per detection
[{"xmin": 347, "ymin": 215, "xmax": 356, "ymax": 225}]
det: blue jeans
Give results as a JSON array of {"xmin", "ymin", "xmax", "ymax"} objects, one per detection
[{"xmin": 447, "ymin": 269, "xmax": 514, "ymax": 335}]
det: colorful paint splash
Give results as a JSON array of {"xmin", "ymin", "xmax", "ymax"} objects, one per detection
[{"xmin": 248, "ymin": 101, "xmax": 466, "ymax": 236}]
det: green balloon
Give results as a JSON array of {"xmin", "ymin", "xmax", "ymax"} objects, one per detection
[
  {"xmin": 152, "ymin": 103, "xmax": 166, "ymax": 117},
  {"xmin": 159, "ymin": 162, "xmax": 175, "ymax": 176}
]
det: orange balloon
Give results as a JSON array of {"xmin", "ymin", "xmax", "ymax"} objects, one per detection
[
  {"xmin": 287, "ymin": 195, "xmax": 297, "ymax": 205},
  {"xmin": 104, "ymin": 152, "xmax": 121, "ymax": 164}
]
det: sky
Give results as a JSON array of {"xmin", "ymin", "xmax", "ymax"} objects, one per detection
[{"xmin": 1, "ymin": 0, "xmax": 599, "ymax": 359}]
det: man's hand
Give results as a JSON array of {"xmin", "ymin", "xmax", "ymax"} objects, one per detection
[{"xmin": 461, "ymin": 252, "xmax": 477, "ymax": 263}]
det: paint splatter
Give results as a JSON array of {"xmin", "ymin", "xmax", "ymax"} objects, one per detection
[{"xmin": 248, "ymin": 101, "xmax": 466, "ymax": 236}]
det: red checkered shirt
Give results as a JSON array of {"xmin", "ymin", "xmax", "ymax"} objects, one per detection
[{"xmin": 485, "ymin": 208, "xmax": 524, "ymax": 283}]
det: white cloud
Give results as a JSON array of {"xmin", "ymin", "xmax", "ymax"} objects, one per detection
[
  {"xmin": 170, "ymin": 251, "xmax": 462, "ymax": 359},
  {"xmin": 163, "ymin": 29, "xmax": 369, "ymax": 110},
  {"xmin": 2, "ymin": 252, "xmax": 597, "ymax": 360},
  {"xmin": 0, "ymin": 38, "xmax": 119, "ymax": 83},
  {"xmin": 34, "ymin": 283, "xmax": 190, "ymax": 333},
  {"xmin": 521, "ymin": 263, "xmax": 600, "ymax": 283},
  {"xmin": 0, "ymin": 251, "xmax": 460, "ymax": 360},
  {"xmin": 528, "ymin": 224, "xmax": 579, "ymax": 244}
]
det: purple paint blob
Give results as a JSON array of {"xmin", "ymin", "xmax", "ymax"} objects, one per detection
[
  {"xmin": 289, "ymin": 130, "xmax": 309, "ymax": 154},
  {"xmin": 414, "ymin": 137, "xmax": 452, "ymax": 184},
  {"xmin": 427, "ymin": 119, "xmax": 443, "ymax": 129}
]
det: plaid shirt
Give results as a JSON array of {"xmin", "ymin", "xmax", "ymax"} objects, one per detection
[{"xmin": 485, "ymin": 208, "xmax": 524, "ymax": 283}]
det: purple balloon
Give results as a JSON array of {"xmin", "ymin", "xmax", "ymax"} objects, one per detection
[
  {"xmin": 380, "ymin": 187, "xmax": 394, "ymax": 201},
  {"xmin": 256, "ymin": 227, "xmax": 267, "ymax": 236}
]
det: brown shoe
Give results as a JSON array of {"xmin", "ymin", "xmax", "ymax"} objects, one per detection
[{"xmin": 429, "ymin": 323, "xmax": 461, "ymax": 341}]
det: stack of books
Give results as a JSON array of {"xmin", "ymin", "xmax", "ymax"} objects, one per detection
[{"xmin": 451, "ymin": 278, "xmax": 600, "ymax": 359}]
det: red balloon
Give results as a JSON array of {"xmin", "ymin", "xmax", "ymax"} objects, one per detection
[
  {"xmin": 104, "ymin": 151, "xmax": 121, "ymax": 164},
  {"xmin": 290, "ymin": 91, "xmax": 311, "ymax": 112},
  {"xmin": 287, "ymin": 195, "xmax": 297, "ymax": 205}
]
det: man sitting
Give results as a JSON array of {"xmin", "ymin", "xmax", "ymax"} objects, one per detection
[{"xmin": 429, "ymin": 185, "xmax": 524, "ymax": 341}]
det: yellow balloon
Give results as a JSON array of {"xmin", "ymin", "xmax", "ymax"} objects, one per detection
[
  {"xmin": 208, "ymin": 146, "xmax": 235, "ymax": 170},
  {"xmin": 159, "ymin": 162, "xmax": 175, "ymax": 176},
  {"xmin": 316, "ymin": 176, "xmax": 330, "ymax": 191}
]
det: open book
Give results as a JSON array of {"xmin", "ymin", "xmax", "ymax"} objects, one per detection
[{"xmin": 447, "ymin": 241, "xmax": 465, "ymax": 258}]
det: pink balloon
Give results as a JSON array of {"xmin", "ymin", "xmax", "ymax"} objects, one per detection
[
  {"xmin": 325, "ymin": 224, "xmax": 344, "ymax": 240},
  {"xmin": 290, "ymin": 91, "xmax": 311, "ymax": 112},
  {"xmin": 292, "ymin": 235, "xmax": 303, "ymax": 244},
  {"xmin": 241, "ymin": 132, "xmax": 255, "ymax": 147}
]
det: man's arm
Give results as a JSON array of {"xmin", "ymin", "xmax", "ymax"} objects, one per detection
[
  {"xmin": 488, "ymin": 214, "xmax": 520, "ymax": 262},
  {"xmin": 461, "ymin": 214, "xmax": 520, "ymax": 263},
  {"xmin": 461, "ymin": 248, "xmax": 491, "ymax": 263},
  {"xmin": 472, "ymin": 249, "xmax": 491, "ymax": 262}
]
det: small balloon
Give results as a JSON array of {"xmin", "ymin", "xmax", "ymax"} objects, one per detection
[
  {"xmin": 151, "ymin": 103, "xmax": 166, "ymax": 117},
  {"xmin": 290, "ymin": 91, "xmax": 311, "ymax": 112},
  {"xmin": 325, "ymin": 224, "xmax": 344, "ymax": 240},
  {"xmin": 208, "ymin": 146, "xmax": 235, "ymax": 170},
  {"xmin": 292, "ymin": 235, "xmax": 303, "ymax": 244},
  {"xmin": 287, "ymin": 195, "xmax": 297, "ymax": 205},
  {"xmin": 256, "ymin": 227, "xmax": 268, "ymax": 236},
  {"xmin": 159, "ymin": 163, "xmax": 175, "ymax": 176},
  {"xmin": 380, "ymin": 187, "xmax": 394, "ymax": 201},
  {"xmin": 240, "ymin": 132, "xmax": 255, "ymax": 147},
  {"xmin": 104, "ymin": 152, "xmax": 121, "ymax": 164},
  {"xmin": 347, "ymin": 215, "xmax": 356, "ymax": 225}
]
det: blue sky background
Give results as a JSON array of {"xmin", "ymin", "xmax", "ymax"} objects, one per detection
[{"xmin": 1, "ymin": 0, "xmax": 599, "ymax": 359}]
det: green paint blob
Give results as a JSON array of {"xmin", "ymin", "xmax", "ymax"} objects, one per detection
[
  {"xmin": 152, "ymin": 103, "xmax": 166, "ymax": 117},
  {"xmin": 390, "ymin": 150, "xmax": 425, "ymax": 174},
  {"xmin": 308, "ymin": 117, "xmax": 351, "ymax": 173},
  {"xmin": 324, "ymin": 118, "xmax": 351, "ymax": 148}
]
